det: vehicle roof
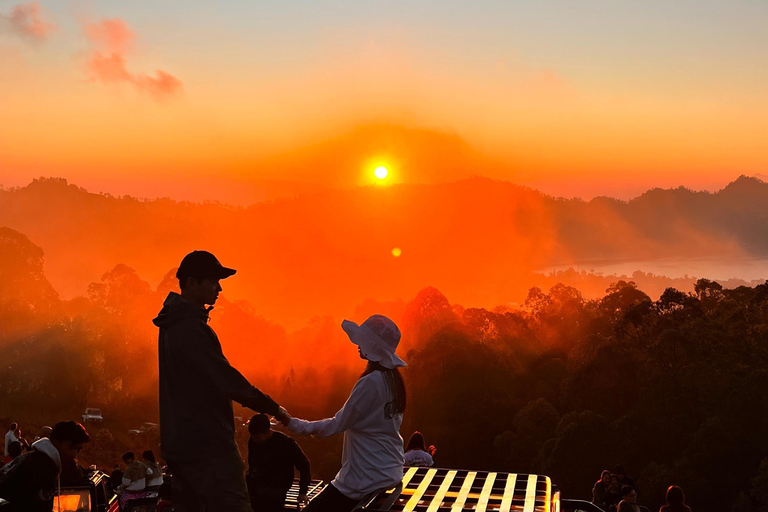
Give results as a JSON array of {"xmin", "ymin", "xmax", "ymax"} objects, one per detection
[{"xmin": 359, "ymin": 467, "xmax": 556, "ymax": 512}]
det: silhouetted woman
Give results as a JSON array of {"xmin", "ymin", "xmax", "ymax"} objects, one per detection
[
  {"xmin": 660, "ymin": 485, "xmax": 691, "ymax": 512},
  {"xmin": 283, "ymin": 315, "xmax": 407, "ymax": 512},
  {"xmin": 142, "ymin": 450, "xmax": 164, "ymax": 492},
  {"xmin": 404, "ymin": 431, "xmax": 436, "ymax": 467},
  {"xmin": 592, "ymin": 470, "xmax": 611, "ymax": 509}
]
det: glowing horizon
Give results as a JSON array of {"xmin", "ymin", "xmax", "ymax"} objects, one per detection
[{"xmin": 1, "ymin": 0, "xmax": 767, "ymax": 202}]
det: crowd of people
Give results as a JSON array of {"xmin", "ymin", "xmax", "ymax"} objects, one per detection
[
  {"xmin": 108, "ymin": 449, "xmax": 165, "ymax": 508},
  {"xmin": 2, "ymin": 423, "xmax": 53, "ymax": 468},
  {"xmin": 0, "ymin": 420, "xmax": 91, "ymax": 511},
  {"xmin": 0, "ymin": 251, "xmax": 696, "ymax": 512},
  {"xmin": 592, "ymin": 466, "xmax": 692, "ymax": 512}
]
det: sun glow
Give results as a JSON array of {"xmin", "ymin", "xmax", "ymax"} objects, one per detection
[{"xmin": 374, "ymin": 166, "xmax": 389, "ymax": 180}]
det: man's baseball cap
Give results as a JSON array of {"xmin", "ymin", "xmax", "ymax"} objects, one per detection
[{"xmin": 176, "ymin": 251, "xmax": 236, "ymax": 281}]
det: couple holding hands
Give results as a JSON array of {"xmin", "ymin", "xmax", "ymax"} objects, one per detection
[{"xmin": 154, "ymin": 251, "xmax": 407, "ymax": 512}]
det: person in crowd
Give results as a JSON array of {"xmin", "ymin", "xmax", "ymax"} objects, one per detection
[
  {"xmin": 142, "ymin": 450, "xmax": 164, "ymax": 492},
  {"xmin": 614, "ymin": 465, "xmax": 637, "ymax": 492},
  {"xmin": 617, "ymin": 485, "xmax": 641, "ymax": 512},
  {"xmin": 660, "ymin": 485, "xmax": 692, "ymax": 512},
  {"xmin": 3, "ymin": 423, "xmax": 17, "ymax": 457},
  {"xmin": 33, "ymin": 426, "xmax": 52, "ymax": 443},
  {"xmin": 60, "ymin": 456, "xmax": 88, "ymax": 486},
  {"xmin": 0, "ymin": 420, "xmax": 90, "ymax": 512},
  {"xmin": 153, "ymin": 250, "xmax": 286, "ymax": 512},
  {"xmin": 119, "ymin": 451, "xmax": 152, "ymax": 507},
  {"xmin": 109, "ymin": 463, "xmax": 124, "ymax": 494},
  {"xmin": 2, "ymin": 442, "xmax": 22, "ymax": 466},
  {"xmin": 403, "ymin": 431, "xmax": 436, "ymax": 467},
  {"xmin": 246, "ymin": 413, "xmax": 311, "ymax": 511},
  {"xmin": 606, "ymin": 474, "xmax": 623, "ymax": 506},
  {"xmin": 14, "ymin": 429, "xmax": 30, "ymax": 452},
  {"xmin": 591, "ymin": 469, "xmax": 611, "ymax": 508},
  {"xmin": 281, "ymin": 315, "xmax": 407, "ymax": 512}
]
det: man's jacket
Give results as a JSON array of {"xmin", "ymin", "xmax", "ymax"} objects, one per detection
[
  {"xmin": 154, "ymin": 292, "xmax": 279, "ymax": 462},
  {"xmin": 0, "ymin": 438, "xmax": 60, "ymax": 512},
  {"xmin": 247, "ymin": 431, "xmax": 311, "ymax": 497}
]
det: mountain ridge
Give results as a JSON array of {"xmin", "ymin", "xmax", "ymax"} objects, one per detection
[{"xmin": 1, "ymin": 175, "xmax": 766, "ymax": 326}]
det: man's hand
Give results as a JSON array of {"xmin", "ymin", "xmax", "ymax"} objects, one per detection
[
  {"xmin": 298, "ymin": 493, "xmax": 309, "ymax": 506},
  {"xmin": 276, "ymin": 406, "xmax": 292, "ymax": 425}
]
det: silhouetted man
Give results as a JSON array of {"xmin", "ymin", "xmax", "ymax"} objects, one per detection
[
  {"xmin": 154, "ymin": 250, "xmax": 287, "ymax": 512},
  {"xmin": 247, "ymin": 414, "xmax": 311, "ymax": 512},
  {"xmin": 614, "ymin": 465, "xmax": 637, "ymax": 493},
  {"xmin": 0, "ymin": 421, "xmax": 90, "ymax": 512},
  {"xmin": 3, "ymin": 423, "xmax": 17, "ymax": 457},
  {"xmin": 33, "ymin": 426, "xmax": 52, "ymax": 443}
]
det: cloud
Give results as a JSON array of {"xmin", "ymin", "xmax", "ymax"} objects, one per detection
[
  {"xmin": 83, "ymin": 18, "xmax": 182, "ymax": 100},
  {"xmin": 84, "ymin": 17, "xmax": 134, "ymax": 54},
  {"xmin": 3, "ymin": 2, "xmax": 56, "ymax": 41}
]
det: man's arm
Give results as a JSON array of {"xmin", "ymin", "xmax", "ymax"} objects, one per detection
[
  {"xmin": 291, "ymin": 439, "xmax": 311, "ymax": 496},
  {"xmin": 173, "ymin": 323, "xmax": 280, "ymax": 415}
]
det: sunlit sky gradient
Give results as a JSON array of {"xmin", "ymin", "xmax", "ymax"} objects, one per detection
[{"xmin": 2, "ymin": 0, "xmax": 768, "ymax": 202}]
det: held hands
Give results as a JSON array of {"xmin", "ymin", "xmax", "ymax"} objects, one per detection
[{"xmin": 275, "ymin": 406, "xmax": 292, "ymax": 425}]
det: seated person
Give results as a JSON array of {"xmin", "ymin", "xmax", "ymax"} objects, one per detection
[
  {"xmin": 60, "ymin": 459, "xmax": 89, "ymax": 486},
  {"xmin": 247, "ymin": 414, "xmax": 311, "ymax": 512},
  {"xmin": 403, "ymin": 431, "xmax": 436, "ymax": 467},
  {"xmin": 141, "ymin": 450, "xmax": 164, "ymax": 492},
  {"xmin": 592, "ymin": 470, "xmax": 611, "ymax": 508},
  {"xmin": 0, "ymin": 421, "xmax": 90, "ymax": 512},
  {"xmin": 119, "ymin": 451, "xmax": 152, "ymax": 507},
  {"xmin": 660, "ymin": 485, "xmax": 692, "ymax": 512},
  {"xmin": 2, "ymin": 442, "xmax": 22, "ymax": 467},
  {"xmin": 617, "ymin": 485, "xmax": 641, "ymax": 512},
  {"xmin": 108, "ymin": 464, "xmax": 123, "ymax": 494}
]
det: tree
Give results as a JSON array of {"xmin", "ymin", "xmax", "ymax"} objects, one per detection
[{"xmin": 0, "ymin": 227, "xmax": 61, "ymax": 335}]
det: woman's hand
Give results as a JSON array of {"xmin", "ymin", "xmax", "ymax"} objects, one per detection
[{"xmin": 276, "ymin": 406, "xmax": 292, "ymax": 425}]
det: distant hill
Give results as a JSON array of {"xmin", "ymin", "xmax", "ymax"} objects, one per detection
[{"xmin": 1, "ymin": 175, "xmax": 766, "ymax": 326}]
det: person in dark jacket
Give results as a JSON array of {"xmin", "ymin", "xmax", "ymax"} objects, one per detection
[
  {"xmin": 660, "ymin": 485, "xmax": 692, "ymax": 512},
  {"xmin": 108, "ymin": 464, "xmax": 124, "ymax": 494},
  {"xmin": 153, "ymin": 250, "xmax": 287, "ymax": 512},
  {"xmin": 617, "ymin": 485, "xmax": 641, "ymax": 512},
  {"xmin": 2, "ymin": 442, "xmax": 22, "ymax": 467},
  {"xmin": 0, "ymin": 421, "xmax": 90, "ymax": 512},
  {"xmin": 606, "ymin": 473, "xmax": 623, "ymax": 506},
  {"xmin": 614, "ymin": 465, "xmax": 637, "ymax": 493},
  {"xmin": 246, "ymin": 414, "xmax": 311, "ymax": 512},
  {"xmin": 592, "ymin": 469, "xmax": 611, "ymax": 509}
]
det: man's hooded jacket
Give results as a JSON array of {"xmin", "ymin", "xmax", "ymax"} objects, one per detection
[
  {"xmin": 0, "ymin": 438, "xmax": 61, "ymax": 512},
  {"xmin": 154, "ymin": 292, "xmax": 279, "ymax": 462}
]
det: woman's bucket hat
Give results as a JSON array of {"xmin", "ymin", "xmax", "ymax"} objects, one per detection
[{"xmin": 342, "ymin": 315, "xmax": 406, "ymax": 369}]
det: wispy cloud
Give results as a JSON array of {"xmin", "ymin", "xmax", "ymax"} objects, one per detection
[
  {"xmin": 2, "ymin": 2, "xmax": 56, "ymax": 41},
  {"xmin": 83, "ymin": 17, "xmax": 182, "ymax": 101}
]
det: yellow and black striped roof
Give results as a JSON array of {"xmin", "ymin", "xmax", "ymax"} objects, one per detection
[{"xmin": 358, "ymin": 466, "xmax": 560, "ymax": 512}]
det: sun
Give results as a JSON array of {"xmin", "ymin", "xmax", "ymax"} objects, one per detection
[{"xmin": 374, "ymin": 166, "xmax": 389, "ymax": 180}]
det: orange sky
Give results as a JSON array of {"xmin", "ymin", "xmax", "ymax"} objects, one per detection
[{"xmin": 1, "ymin": 1, "xmax": 768, "ymax": 202}]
